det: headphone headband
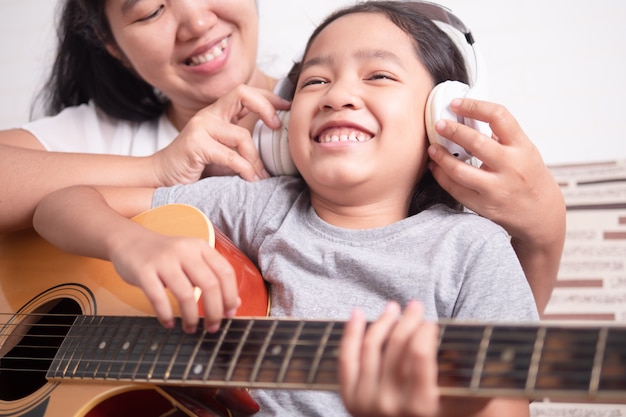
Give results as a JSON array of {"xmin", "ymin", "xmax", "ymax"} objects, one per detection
[
  {"xmin": 407, "ymin": 1, "xmax": 472, "ymax": 41},
  {"xmin": 408, "ymin": 1, "xmax": 486, "ymax": 97}
]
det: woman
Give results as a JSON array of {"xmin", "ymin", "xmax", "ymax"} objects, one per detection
[
  {"xmin": 33, "ymin": 2, "xmax": 539, "ymax": 415},
  {"xmin": 0, "ymin": 0, "xmax": 564, "ymax": 311}
]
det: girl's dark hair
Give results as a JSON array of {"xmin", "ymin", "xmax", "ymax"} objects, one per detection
[
  {"xmin": 36, "ymin": 0, "xmax": 167, "ymax": 121},
  {"xmin": 288, "ymin": 1, "xmax": 467, "ymax": 215}
]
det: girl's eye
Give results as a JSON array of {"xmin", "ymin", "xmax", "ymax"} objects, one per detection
[
  {"xmin": 136, "ymin": 5, "xmax": 165, "ymax": 22},
  {"xmin": 368, "ymin": 73, "xmax": 395, "ymax": 81},
  {"xmin": 300, "ymin": 78, "xmax": 328, "ymax": 88}
]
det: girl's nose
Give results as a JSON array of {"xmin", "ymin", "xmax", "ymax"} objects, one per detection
[{"xmin": 319, "ymin": 79, "xmax": 363, "ymax": 112}]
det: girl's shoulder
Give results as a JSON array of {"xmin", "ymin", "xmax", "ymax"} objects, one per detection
[{"xmin": 420, "ymin": 204, "xmax": 509, "ymax": 239}]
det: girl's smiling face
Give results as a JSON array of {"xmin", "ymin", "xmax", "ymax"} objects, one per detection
[
  {"xmin": 104, "ymin": 0, "xmax": 259, "ymax": 115},
  {"xmin": 289, "ymin": 12, "xmax": 435, "ymax": 217}
]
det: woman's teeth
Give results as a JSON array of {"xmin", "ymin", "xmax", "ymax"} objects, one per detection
[
  {"xmin": 187, "ymin": 38, "xmax": 228, "ymax": 66},
  {"xmin": 317, "ymin": 128, "xmax": 372, "ymax": 143}
]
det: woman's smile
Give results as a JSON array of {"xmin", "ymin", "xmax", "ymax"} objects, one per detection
[{"xmin": 185, "ymin": 36, "xmax": 230, "ymax": 67}]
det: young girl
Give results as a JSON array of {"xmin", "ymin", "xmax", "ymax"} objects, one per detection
[{"xmin": 34, "ymin": 2, "xmax": 538, "ymax": 416}]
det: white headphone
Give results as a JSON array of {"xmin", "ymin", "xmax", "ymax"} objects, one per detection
[
  {"xmin": 418, "ymin": 1, "xmax": 491, "ymax": 161},
  {"xmin": 252, "ymin": 78, "xmax": 297, "ymax": 176},
  {"xmin": 253, "ymin": 1, "xmax": 489, "ymax": 175}
]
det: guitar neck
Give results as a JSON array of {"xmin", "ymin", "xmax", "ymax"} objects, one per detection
[{"xmin": 47, "ymin": 316, "xmax": 626, "ymax": 402}]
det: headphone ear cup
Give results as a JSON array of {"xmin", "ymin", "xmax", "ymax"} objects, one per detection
[
  {"xmin": 252, "ymin": 112, "xmax": 298, "ymax": 176},
  {"xmin": 425, "ymin": 80, "xmax": 472, "ymax": 161},
  {"xmin": 271, "ymin": 112, "xmax": 298, "ymax": 176}
]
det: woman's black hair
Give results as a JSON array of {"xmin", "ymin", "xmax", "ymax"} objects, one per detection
[
  {"xmin": 288, "ymin": 1, "xmax": 467, "ymax": 215},
  {"xmin": 35, "ymin": 0, "xmax": 168, "ymax": 122}
]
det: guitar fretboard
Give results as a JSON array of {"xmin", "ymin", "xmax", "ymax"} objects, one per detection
[{"xmin": 47, "ymin": 316, "xmax": 626, "ymax": 401}]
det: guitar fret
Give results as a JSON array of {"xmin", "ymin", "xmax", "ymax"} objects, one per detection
[
  {"xmin": 599, "ymin": 327, "xmax": 626, "ymax": 392},
  {"xmin": 181, "ymin": 329, "xmax": 208, "ymax": 382},
  {"xmin": 103, "ymin": 316, "xmax": 135, "ymax": 379},
  {"xmin": 525, "ymin": 326, "xmax": 546, "ymax": 393},
  {"xmin": 72, "ymin": 316, "xmax": 106, "ymax": 378},
  {"xmin": 225, "ymin": 319, "xmax": 254, "ymax": 382},
  {"xmin": 249, "ymin": 320, "xmax": 278, "ymax": 383},
  {"xmin": 114, "ymin": 319, "xmax": 143, "ymax": 379},
  {"xmin": 314, "ymin": 323, "xmax": 342, "ymax": 387},
  {"xmin": 481, "ymin": 326, "xmax": 540, "ymax": 392},
  {"xmin": 470, "ymin": 326, "xmax": 492, "ymax": 390},
  {"xmin": 589, "ymin": 326, "xmax": 608, "ymax": 395},
  {"xmin": 162, "ymin": 327, "xmax": 189, "ymax": 381},
  {"xmin": 48, "ymin": 315, "xmax": 88, "ymax": 378},
  {"xmin": 121, "ymin": 319, "xmax": 157, "ymax": 380},
  {"xmin": 94, "ymin": 317, "xmax": 126, "ymax": 379},
  {"xmin": 202, "ymin": 318, "xmax": 232, "ymax": 381},
  {"xmin": 307, "ymin": 322, "xmax": 336, "ymax": 385},
  {"xmin": 536, "ymin": 327, "xmax": 599, "ymax": 392},
  {"xmin": 438, "ymin": 324, "xmax": 484, "ymax": 389},
  {"xmin": 277, "ymin": 321, "xmax": 305, "ymax": 384},
  {"xmin": 147, "ymin": 326, "xmax": 173, "ymax": 381},
  {"xmin": 51, "ymin": 315, "xmax": 82, "ymax": 377},
  {"xmin": 132, "ymin": 321, "xmax": 166, "ymax": 381}
]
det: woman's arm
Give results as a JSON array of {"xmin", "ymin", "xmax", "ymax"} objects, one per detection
[
  {"xmin": 0, "ymin": 85, "xmax": 290, "ymax": 233},
  {"xmin": 32, "ymin": 184, "xmax": 240, "ymax": 332},
  {"xmin": 0, "ymin": 130, "xmax": 158, "ymax": 232},
  {"xmin": 428, "ymin": 98, "xmax": 565, "ymax": 313}
]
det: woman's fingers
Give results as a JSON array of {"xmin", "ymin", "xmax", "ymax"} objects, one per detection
[
  {"xmin": 154, "ymin": 85, "xmax": 290, "ymax": 185},
  {"xmin": 198, "ymin": 85, "xmax": 291, "ymax": 179}
]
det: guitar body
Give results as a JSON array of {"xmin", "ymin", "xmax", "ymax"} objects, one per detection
[{"xmin": 0, "ymin": 204, "xmax": 268, "ymax": 417}]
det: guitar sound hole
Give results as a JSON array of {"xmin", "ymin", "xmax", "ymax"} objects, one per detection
[{"xmin": 0, "ymin": 298, "xmax": 80, "ymax": 401}]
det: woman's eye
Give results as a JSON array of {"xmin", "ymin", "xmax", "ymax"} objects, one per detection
[{"xmin": 136, "ymin": 5, "xmax": 165, "ymax": 22}]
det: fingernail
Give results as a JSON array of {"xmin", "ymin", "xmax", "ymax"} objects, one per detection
[
  {"xmin": 206, "ymin": 323, "xmax": 220, "ymax": 333},
  {"xmin": 385, "ymin": 301, "xmax": 401, "ymax": 315},
  {"xmin": 451, "ymin": 98, "xmax": 463, "ymax": 107},
  {"xmin": 435, "ymin": 119, "xmax": 446, "ymax": 131},
  {"xmin": 225, "ymin": 297, "xmax": 241, "ymax": 318}
]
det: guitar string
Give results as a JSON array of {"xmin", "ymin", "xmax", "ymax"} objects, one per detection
[{"xmin": 2, "ymin": 313, "xmax": 625, "ymax": 390}]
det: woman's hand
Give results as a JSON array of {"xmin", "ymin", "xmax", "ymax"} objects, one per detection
[
  {"xmin": 428, "ymin": 98, "xmax": 566, "ymax": 311},
  {"xmin": 109, "ymin": 229, "xmax": 240, "ymax": 333},
  {"xmin": 151, "ymin": 85, "xmax": 290, "ymax": 186},
  {"xmin": 340, "ymin": 301, "xmax": 440, "ymax": 417}
]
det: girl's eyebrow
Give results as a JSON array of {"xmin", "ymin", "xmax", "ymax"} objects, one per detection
[
  {"xmin": 301, "ymin": 49, "xmax": 404, "ymax": 71},
  {"xmin": 301, "ymin": 55, "xmax": 333, "ymax": 72}
]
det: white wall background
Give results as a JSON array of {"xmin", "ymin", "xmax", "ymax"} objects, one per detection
[{"xmin": 1, "ymin": 0, "xmax": 625, "ymax": 166}]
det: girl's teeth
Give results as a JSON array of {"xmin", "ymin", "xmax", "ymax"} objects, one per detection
[{"xmin": 318, "ymin": 128, "xmax": 371, "ymax": 143}]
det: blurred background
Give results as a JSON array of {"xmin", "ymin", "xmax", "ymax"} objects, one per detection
[{"xmin": 1, "ymin": 0, "xmax": 625, "ymax": 165}]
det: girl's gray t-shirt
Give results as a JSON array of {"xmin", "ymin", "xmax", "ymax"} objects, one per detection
[{"xmin": 152, "ymin": 175, "xmax": 538, "ymax": 416}]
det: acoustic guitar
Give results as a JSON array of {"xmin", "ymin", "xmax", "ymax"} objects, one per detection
[{"xmin": 1, "ymin": 204, "xmax": 625, "ymax": 417}]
